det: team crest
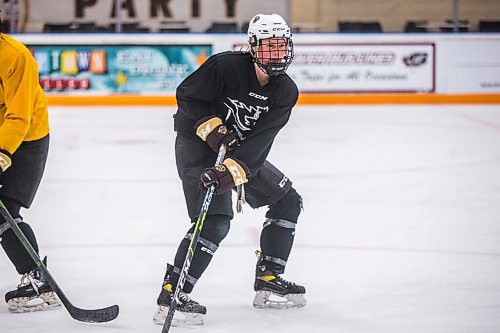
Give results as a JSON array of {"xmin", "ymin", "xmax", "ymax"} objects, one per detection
[{"xmin": 223, "ymin": 97, "xmax": 268, "ymax": 136}]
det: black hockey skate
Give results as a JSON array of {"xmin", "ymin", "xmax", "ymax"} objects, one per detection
[
  {"xmin": 153, "ymin": 263, "xmax": 206, "ymax": 327},
  {"xmin": 5, "ymin": 257, "xmax": 61, "ymax": 313},
  {"xmin": 253, "ymin": 250, "xmax": 306, "ymax": 309}
]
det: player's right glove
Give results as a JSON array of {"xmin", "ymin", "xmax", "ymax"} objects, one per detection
[
  {"xmin": 200, "ymin": 158, "xmax": 249, "ymax": 195},
  {"xmin": 0, "ymin": 149, "xmax": 12, "ymax": 175},
  {"xmin": 195, "ymin": 116, "xmax": 238, "ymax": 152}
]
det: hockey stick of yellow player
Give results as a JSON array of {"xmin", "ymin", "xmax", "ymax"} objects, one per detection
[{"xmin": 0, "ymin": 199, "xmax": 119, "ymax": 323}]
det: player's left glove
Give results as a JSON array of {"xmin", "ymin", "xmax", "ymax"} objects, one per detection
[
  {"xmin": 200, "ymin": 158, "xmax": 249, "ymax": 195},
  {"xmin": 195, "ymin": 116, "xmax": 239, "ymax": 152},
  {"xmin": 0, "ymin": 149, "xmax": 12, "ymax": 175}
]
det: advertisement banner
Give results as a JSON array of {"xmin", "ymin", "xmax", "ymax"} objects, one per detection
[
  {"xmin": 29, "ymin": 45, "xmax": 212, "ymax": 94},
  {"xmin": 438, "ymin": 40, "xmax": 500, "ymax": 93},
  {"xmin": 288, "ymin": 43, "xmax": 435, "ymax": 93}
]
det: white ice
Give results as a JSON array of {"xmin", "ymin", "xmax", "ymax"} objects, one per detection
[{"xmin": 1, "ymin": 104, "xmax": 500, "ymax": 333}]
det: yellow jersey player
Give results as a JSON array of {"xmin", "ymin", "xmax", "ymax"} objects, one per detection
[{"xmin": 0, "ymin": 24, "xmax": 61, "ymax": 312}]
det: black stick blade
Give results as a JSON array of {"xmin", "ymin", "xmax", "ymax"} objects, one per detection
[
  {"xmin": 40, "ymin": 266, "xmax": 120, "ymax": 323},
  {"xmin": 68, "ymin": 304, "xmax": 120, "ymax": 323}
]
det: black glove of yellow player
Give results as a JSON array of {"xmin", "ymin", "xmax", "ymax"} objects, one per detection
[
  {"xmin": 195, "ymin": 116, "xmax": 238, "ymax": 152},
  {"xmin": 200, "ymin": 158, "xmax": 249, "ymax": 195},
  {"xmin": 0, "ymin": 149, "xmax": 12, "ymax": 175}
]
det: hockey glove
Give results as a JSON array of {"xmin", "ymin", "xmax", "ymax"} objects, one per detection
[
  {"xmin": 195, "ymin": 116, "xmax": 238, "ymax": 152},
  {"xmin": 200, "ymin": 158, "xmax": 249, "ymax": 195},
  {"xmin": 0, "ymin": 149, "xmax": 12, "ymax": 175}
]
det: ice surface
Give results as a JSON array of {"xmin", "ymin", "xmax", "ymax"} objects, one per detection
[{"xmin": 1, "ymin": 104, "xmax": 500, "ymax": 332}]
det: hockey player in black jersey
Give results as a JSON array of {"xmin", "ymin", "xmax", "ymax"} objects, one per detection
[{"xmin": 154, "ymin": 13, "xmax": 306, "ymax": 327}]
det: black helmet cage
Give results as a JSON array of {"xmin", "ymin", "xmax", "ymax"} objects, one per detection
[{"xmin": 249, "ymin": 36, "xmax": 294, "ymax": 76}]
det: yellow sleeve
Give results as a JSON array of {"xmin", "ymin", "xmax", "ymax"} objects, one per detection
[{"xmin": 0, "ymin": 51, "xmax": 38, "ymax": 154}]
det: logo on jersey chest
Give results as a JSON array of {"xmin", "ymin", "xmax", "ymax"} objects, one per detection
[
  {"xmin": 223, "ymin": 97, "xmax": 268, "ymax": 137},
  {"xmin": 249, "ymin": 92, "xmax": 268, "ymax": 100}
]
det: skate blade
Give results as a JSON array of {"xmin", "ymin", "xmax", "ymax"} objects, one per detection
[
  {"xmin": 253, "ymin": 291, "xmax": 307, "ymax": 309},
  {"xmin": 7, "ymin": 292, "xmax": 62, "ymax": 313},
  {"xmin": 153, "ymin": 305, "xmax": 204, "ymax": 327}
]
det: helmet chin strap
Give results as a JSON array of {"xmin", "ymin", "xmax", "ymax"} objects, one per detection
[
  {"xmin": 261, "ymin": 63, "xmax": 287, "ymax": 76},
  {"xmin": 251, "ymin": 50, "xmax": 290, "ymax": 76}
]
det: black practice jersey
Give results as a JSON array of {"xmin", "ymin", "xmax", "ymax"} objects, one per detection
[{"xmin": 174, "ymin": 51, "xmax": 299, "ymax": 177}]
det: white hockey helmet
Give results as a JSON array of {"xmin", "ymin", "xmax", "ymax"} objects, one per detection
[{"xmin": 247, "ymin": 14, "xmax": 294, "ymax": 76}]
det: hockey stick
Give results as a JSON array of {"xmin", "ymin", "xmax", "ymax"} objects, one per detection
[
  {"xmin": 0, "ymin": 200, "xmax": 119, "ymax": 323},
  {"xmin": 162, "ymin": 144, "xmax": 227, "ymax": 333}
]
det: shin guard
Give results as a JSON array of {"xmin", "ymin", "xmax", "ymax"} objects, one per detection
[
  {"xmin": 0, "ymin": 221, "xmax": 40, "ymax": 274},
  {"xmin": 260, "ymin": 188, "xmax": 302, "ymax": 273},
  {"xmin": 173, "ymin": 214, "xmax": 230, "ymax": 292}
]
